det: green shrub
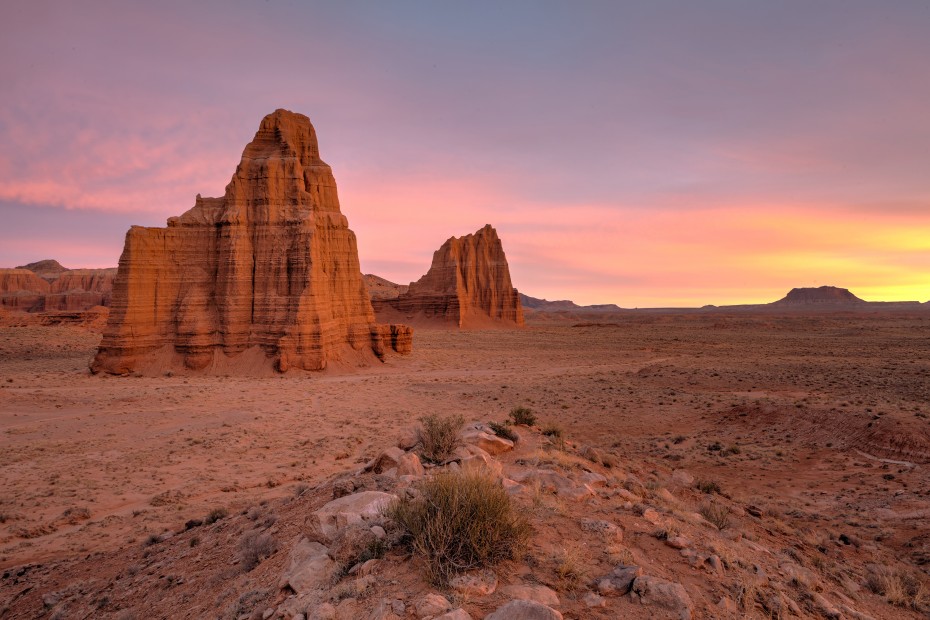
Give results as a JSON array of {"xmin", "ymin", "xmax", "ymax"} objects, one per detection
[
  {"xmin": 488, "ymin": 421, "xmax": 518, "ymax": 442},
  {"xmin": 417, "ymin": 414, "xmax": 464, "ymax": 463},
  {"xmin": 509, "ymin": 406, "xmax": 537, "ymax": 426},
  {"xmin": 385, "ymin": 471, "xmax": 530, "ymax": 584}
]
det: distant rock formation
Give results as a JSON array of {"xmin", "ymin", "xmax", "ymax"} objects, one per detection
[
  {"xmin": 0, "ymin": 262, "xmax": 116, "ymax": 312},
  {"xmin": 363, "ymin": 274, "xmax": 408, "ymax": 300},
  {"xmin": 0, "ymin": 268, "xmax": 51, "ymax": 311},
  {"xmin": 372, "ymin": 225, "xmax": 524, "ymax": 328},
  {"xmin": 771, "ymin": 286, "xmax": 865, "ymax": 306},
  {"xmin": 17, "ymin": 259, "xmax": 68, "ymax": 280},
  {"xmin": 519, "ymin": 293, "xmax": 622, "ymax": 313},
  {"xmin": 92, "ymin": 109, "xmax": 411, "ymax": 375}
]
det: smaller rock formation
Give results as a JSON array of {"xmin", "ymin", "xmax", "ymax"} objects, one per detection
[
  {"xmin": 364, "ymin": 274, "xmax": 408, "ymax": 300},
  {"xmin": 372, "ymin": 225, "xmax": 524, "ymax": 328},
  {"xmin": 0, "ymin": 269, "xmax": 51, "ymax": 311}
]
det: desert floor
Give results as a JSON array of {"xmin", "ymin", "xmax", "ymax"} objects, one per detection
[{"xmin": 2, "ymin": 313, "xmax": 929, "ymax": 577}]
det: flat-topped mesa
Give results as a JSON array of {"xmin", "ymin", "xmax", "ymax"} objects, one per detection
[
  {"xmin": 91, "ymin": 109, "xmax": 411, "ymax": 375},
  {"xmin": 373, "ymin": 225, "xmax": 525, "ymax": 328},
  {"xmin": 772, "ymin": 286, "xmax": 865, "ymax": 306}
]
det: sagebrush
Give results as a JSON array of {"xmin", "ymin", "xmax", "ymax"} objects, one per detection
[{"xmin": 385, "ymin": 471, "xmax": 530, "ymax": 583}]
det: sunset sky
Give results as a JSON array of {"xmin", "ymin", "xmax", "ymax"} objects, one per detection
[{"xmin": 1, "ymin": 1, "xmax": 928, "ymax": 306}]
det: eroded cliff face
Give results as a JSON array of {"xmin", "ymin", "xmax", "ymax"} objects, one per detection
[
  {"xmin": 373, "ymin": 225, "xmax": 524, "ymax": 328},
  {"xmin": 92, "ymin": 109, "xmax": 410, "ymax": 375},
  {"xmin": 0, "ymin": 269, "xmax": 51, "ymax": 311}
]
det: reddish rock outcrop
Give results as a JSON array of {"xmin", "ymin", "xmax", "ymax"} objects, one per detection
[
  {"xmin": 0, "ymin": 268, "xmax": 51, "ymax": 311},
  {"xmin": 372, "ymin": 225, "xmax": 524, "ymax": 328},
  {"xmin": 91, "ymin": 109, "xmax": 411, "ymax": 375},
  {"xmin": 45, "ymin": 269, "xmax": 117, "ymax": 311}
]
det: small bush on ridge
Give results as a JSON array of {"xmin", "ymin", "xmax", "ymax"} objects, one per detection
[{"xmin": 385, "ymin": 471, "xmax": 530, "ymax": 584}]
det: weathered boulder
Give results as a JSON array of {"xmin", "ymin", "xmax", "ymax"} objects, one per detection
[
  {"xmin": 414, "ymin": 592, "xmax": 452, "ymax": 618},
  {"xmin": 279, "ymin": 538, "xmax": 334, "ymax": 594},
  {"xmin": 372, "ymin": 225, "xmax": 524, "ymax": 328},
  {"xmin": 91, "ymin": 109, "xmax": 411, "ymax": 375},
  {"xmin": 313, "ymin": 491, "xmax": 396, "ymax": 541},
  {"xmin": 596, "ymin": 564, "xmax": 642, "ymax": 596}
]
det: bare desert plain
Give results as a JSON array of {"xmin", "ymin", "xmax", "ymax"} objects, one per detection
[{"xmin": 1, "ymin": 310, "xmax": 929, "ymax": 618}]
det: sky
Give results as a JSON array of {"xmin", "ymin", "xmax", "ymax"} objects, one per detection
[{"xmin": 1, "ymin": 1, "xmax": 928, "ymax": 307}]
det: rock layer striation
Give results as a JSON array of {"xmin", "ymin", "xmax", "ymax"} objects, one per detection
[
  {"xmin": 372, "ymin": 225, "xmax": 524, "ymax": 328},
  {"xmin": 92, "ymin": 109, "xmax": 410, "ymax": 374}
]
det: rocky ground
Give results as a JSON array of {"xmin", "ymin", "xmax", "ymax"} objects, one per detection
[{"xmin": 1, "ymin": 311, "xmax": 929, "ymax": 618}]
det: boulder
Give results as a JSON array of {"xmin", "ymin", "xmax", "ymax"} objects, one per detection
[
  {"xmin": 279, "ymin": 538, "xmax": 334, "ymax": 594},
  {"xmin": 485, "ymin": 600, "xmax": 563, "ymax": 620},
  {"xmin": 462, "ymin": 428, "xmax": 514, "ymax": 455},
  {"xmin": 365, "ymin": 447, "xmax": 406, "ymax": 474},
  {"xmin": 90, "ymin": 109, "xmax": 411, "ymax": 375},
  {"xmin": 396, "ymin": 452, "xmax": 424, "ymax": 477},
  {"xmin": 313, "ymin": 491, "xmax": 396, "ymax": 541}
]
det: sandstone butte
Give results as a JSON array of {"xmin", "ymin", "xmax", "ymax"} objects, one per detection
[
  {"xmin": 0, "ymin": 262, "xmax": 116, "ymax": 312},
  {"xmin": 372, "ymin": 224, "xmax": 525, "ymax": 328},
  {"xmin": 91, "ymin": 109, "xmax": 412, "ymax": 375}
]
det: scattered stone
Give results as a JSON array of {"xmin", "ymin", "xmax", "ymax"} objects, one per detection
[
  {"xmin": 579, "ymin": 519, "xmax": 623, "ymax": 542},
  {"xmin": 630, "ymin": 576, "xmax": 693, "ymax": 620},
  {"xmin": 397, "ymin": 429, "xmax": 419, "ymax": 450},
  {"xmin": 665, "ymin": 535, "xmax": 690, "ymax": 550},
  {"xmin": 462, "ymin": 428, "xmax": 515, "ymax": 455},
  {"xmin": 577, "ymin": 471, "xmax": 608, "ymax": 488},
  {"xmin": 670, "ymin": 470, "xmax": 694, "ymax": 486},
  {"xmin": 370, "ymin": 525, "xmax": 386, "ymax": 539},
  {"xmin": 500, "ymin": 584, "xmax": 560, "ymax": 607},
  {"xmin": 485, "ymin": 600, "xmax": 563, "ymax": 620},
  {"xmin": 450, "ymin": 569, "xmax": 498, "ymax": 596}
]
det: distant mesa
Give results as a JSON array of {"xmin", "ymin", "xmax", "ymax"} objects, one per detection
[
  {"xmin": 0, "ymin": 260, "xmax": 116, "ymax": 312},
  {"xmin": 91, "ymin": 109, "xmax": 411, "ymax": 375},
  {"xmin": 520, "ymin": 293, "xmax": 622, "ymax": 313},
  {"xmin": 771, "ymin": 286, "xmax": 865, "ymax": 306},
  {"xmin": 17, "ymin": 259, "xmax": 68, "ymax": 280},
  {"xmin": 370, "ymin": 225, "xmax": 524, "ymax": 328}
]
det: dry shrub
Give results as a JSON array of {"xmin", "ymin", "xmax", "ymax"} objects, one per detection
[
  {"xmin": 695, "ymin": 479, "xmax": 723, "ymax": 495},
  {"xmin": 385, "ymin": 471, "xmax": 530, "ymax": 584},
  {"xmin": 509, "ymin": 406, "xmax": 537, "ymax": 426},
  {"xmin": 865, "ymin": 563, "xmax": 929, "ymax": 610},
  {"xmin": 700, "ymin": 502, "xmax": 731, "ymax": 530},
  {"xmin": 555, "ymin": 548, "xmax": 586, "ymax": 592},
  {"xmin": 417, "ymin": 414, "xmax": 464, "ymax": 463},
  {"xmin": 239, "ymin": 530, "xmax": 277, "ymax": 571},
  {"xmin": 487, "ymin": 421, "xmax": 518, "ymax": 442}
]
